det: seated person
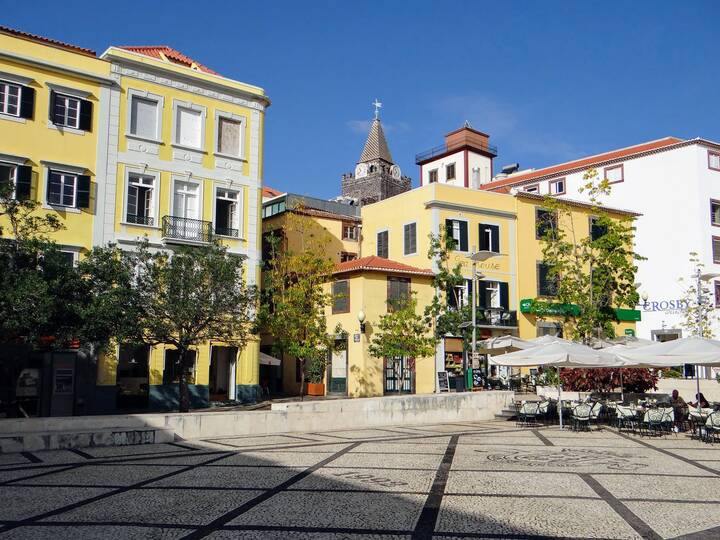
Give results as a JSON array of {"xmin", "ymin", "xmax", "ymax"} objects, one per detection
[
  {"xmin": 688, "ymin": 392, "xmax": 710, "ymax": 409},
  {"xmin": 670, "ymin": 389, "xmax": 687, "ymax": 408}
]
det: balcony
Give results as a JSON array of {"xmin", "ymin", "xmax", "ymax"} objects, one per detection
[
  {"xmin": 475, "ymin": 307, "xmax": 518, "ymax": 328},
  {"xmin": 415, "ymin": 140, "xmax": 498, "ymax": 164},
  {"xmin": 161, "ymin": 215, "xmax": 212, "ymax": 244}
]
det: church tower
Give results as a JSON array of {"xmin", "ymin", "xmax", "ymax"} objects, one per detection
[{"xmin": 341, "ymin": 101, "xmax": 411, "ymax": 205}]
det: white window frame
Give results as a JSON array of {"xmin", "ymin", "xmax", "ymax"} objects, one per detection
[
  {"xmin": 126, "ymin": 89, "xmax": 164, "ymax": 142},
  {"xmin": 485, "ymin": 281, "xmax": 501, "ymax": 308},
  {"xmin": 549, "ymin": 178, "xmax": 566, "ymax": 195},
  {"xmin": 47, "ymin": 170, "xmax": 78, "ymax": 208},
  {"xmin": 172, "ymin": 100, "xmax": 207, "ymax": 151},
  {"xmin": 403, "ymin": 221, "xmax": 417, "ymax": 256},
  {"xmin": 213, "ymin": 185, "xmax": 243, "ymax": 238},
  {"xmin": 214, "ymin": 110, "xmax": 246, "ymax": 160},
  {"xmin": 53, "ymin": 93, "xmax": 80, "ymax": 129},
  {"xmin": 125, "ymin": 172, "xmax": 157, "ymax": 227},
  {"xmin": 0, "ymin": 161, "xmax": 18, "ymax": 199},
  {"xmin": 170, "ymin": 176, "xmax": 203, "ymax": 220},
  {"xmin": 0, "ymin": 80, "xmax": 21, "ymax": 117}
]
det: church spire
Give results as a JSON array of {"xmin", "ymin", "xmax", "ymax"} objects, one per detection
[{"xmin": 359, "ymin": 117, "xmax": 393, "ymax": 164}]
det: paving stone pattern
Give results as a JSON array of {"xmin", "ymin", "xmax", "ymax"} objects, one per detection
[{"xmin": 0, "ymin": 421, "xmax": 719, "ymax": 539}]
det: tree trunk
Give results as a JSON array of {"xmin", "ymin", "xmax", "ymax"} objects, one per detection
[
  {"xmin": 178, "ymin": 349, "xmax": 190, "ymax": 413},
  {"xmin": 299, "ymin": 358, "xmax": 306, "ymax": 401},
  {"xmin": 396, "ymin": 358, "xmax": 405, "ymax": 393}
]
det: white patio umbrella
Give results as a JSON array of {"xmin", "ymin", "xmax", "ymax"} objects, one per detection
[
  {"xmin": 477, "ymin": 335, "xmax": 536, "ymax": 354},
  {"xmin": 490, "ymin": 341, "xmax": 624, "ymax": 429},
  {"xmin": 617, "ymin": 337, "xmax": 720, "ymax": 409}
]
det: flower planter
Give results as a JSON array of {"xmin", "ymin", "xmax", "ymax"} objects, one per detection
[{"xmin": 306, "ymin": 382, "xmax": 325, "ymax": 396}]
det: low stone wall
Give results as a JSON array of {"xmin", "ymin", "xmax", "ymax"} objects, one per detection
[
  {"xmin": 652, "ymin": 378, "xmax": 720, "ymax": 402},
  {"xmin": 0, "ymin": 391, "xmax": 513, "ymax": 452}
]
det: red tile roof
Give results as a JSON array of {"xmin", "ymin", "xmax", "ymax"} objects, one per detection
[
  {"xmin": 482, "ymin": 136, "xmax": 684, "ymax": 191},
  {"xmin": 119, "ymin": 46, "xmax": 219, "ymax": 75},
  {"xmin": 334, "ymin": 256, "xmax": 434, "ymax": 277},
  {"xmin": 0, "ymin": 25, "xmax": 96, "ymax": 56},
  {"xmin": 262, "ymin": 186, "xmax": 284, "ymax": 199}
]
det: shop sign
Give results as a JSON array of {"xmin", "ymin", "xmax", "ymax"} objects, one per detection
[{"xmin": 639, "ymin": 299, "xmax": 687, "ymax": 315}]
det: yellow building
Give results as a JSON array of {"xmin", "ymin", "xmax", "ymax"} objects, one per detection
[
  {"xmin": 323, "ymin": 256, "xmax": 436, "ymax": 398},
  {"xmin": 0, "ymin": 26, "xmax": 112, "ymax": 262},
  {"xmin": 93, "ymin": 45, "xmax": 270, "ymax": 411},
  {"xmin": 1, "ymin": 26, "xmax": 269, "ymax": 414}
]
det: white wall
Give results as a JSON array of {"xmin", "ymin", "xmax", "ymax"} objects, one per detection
[
  {"xmin": 522, "ymin": 143, "xmax": 720, "ymax": 343},
  {"xmin": 421, "ymin": 150, "xmax": 465, "ymax": 187}
]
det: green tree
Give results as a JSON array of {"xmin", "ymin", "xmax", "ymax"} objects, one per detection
[
  {"xmin": 678, "ymin": 252, "xmax": 718, "ymax": 338},
  {"xmin": 536, "ymin": 169, "xmax": 643, "ymax": 344},
  {"xmin": 259, "ymin": 208, "xmax": 340, "ymax": 397},
  {"xmin": 128, "ymin": 241, "xmax": 256, "ymax": 412},
  {"xmin": 369, "ymin": 294, "xmax": 438, "ymax": 392},
  {"xmin": 424, "ymin": 231, "xmax": 473, "ymax": 344}
]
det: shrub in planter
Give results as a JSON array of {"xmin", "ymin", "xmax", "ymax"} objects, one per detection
[{"xmin": 560, "ymin": 368, "xmax": 658, "ymax": 393}]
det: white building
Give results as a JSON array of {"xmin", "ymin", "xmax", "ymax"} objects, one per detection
[
  {"xmin": 477, "ymin": 136, "xmax": 720, "ymax": 376},
  {"xmin": 416, "ymin": 124, "xmax": 496, "ymax": 189}
]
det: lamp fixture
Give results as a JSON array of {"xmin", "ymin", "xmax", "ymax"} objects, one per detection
[{"xmin": 357, "ymin": 310, "xmax": 366, "ymax": 333}]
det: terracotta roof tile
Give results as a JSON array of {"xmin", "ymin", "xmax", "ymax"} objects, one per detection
[
  {"xmin": 0, "ymin": 25, "xmax": 96, "ymax": 56},
  {"xmin": 262, "ymin": 186, "xmax": 284, "ymax": 198},
  {"xmin": 334, "ymin": 256, "xmax": 434, "ymax": 277},
  {"xmin": 483, "ymin": 136, "xmax": 684, "ymax": 190},
  {"xmin": 119, "ymin": 46, "xmax": 219, "ymax": 75}
]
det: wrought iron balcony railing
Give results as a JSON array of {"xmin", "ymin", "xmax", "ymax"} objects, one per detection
[
  {"xmin": 126, "ymin": 214, "xmax": 154, "ymax": 226},
  {"xmin": 162, "ymin": 215, "xmax": 212, "ymax": 243},
  {"xmin": 214, "ymin": 225, "xmax": 239, "ymax": 238},
  {"xmin": 476, "ymin": 307, "xmax": 518, "ymax": 328}
]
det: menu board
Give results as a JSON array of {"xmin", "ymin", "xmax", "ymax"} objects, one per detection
[{"xmin": 437, "ymin": 371, "xmax": 449, "ymax": 392}]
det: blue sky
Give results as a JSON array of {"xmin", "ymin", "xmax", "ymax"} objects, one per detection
[{"xmin": 5, "ymin": 1, "xmax": 719, "ymax": 198}]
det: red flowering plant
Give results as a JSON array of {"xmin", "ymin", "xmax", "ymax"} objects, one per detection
[{"xmin": 560, "ymin": 368, "xmax": 658, "ymax": 393}]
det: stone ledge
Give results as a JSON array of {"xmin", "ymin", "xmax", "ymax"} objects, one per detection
[{"xmin": 0, "ymin": 427, "xmax": 174, "ymax": 453}]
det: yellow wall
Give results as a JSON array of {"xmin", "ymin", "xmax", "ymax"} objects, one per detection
[
  {"xmin": 0, "ymin": 33, "xmax": 110, "ymax": 252},
  {"xmin": 324, "ymin": 271, "xmax": 436, "ymax": 397}
]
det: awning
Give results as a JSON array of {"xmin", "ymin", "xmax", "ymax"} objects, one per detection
[{"xmin": 259, "ymin": 352, "xmax": 282, "ymax": 366}]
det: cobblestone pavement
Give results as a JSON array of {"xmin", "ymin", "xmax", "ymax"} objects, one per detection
[{"xmin": 1, "ymin": 421, "xmax": 719, "ymax": 539}]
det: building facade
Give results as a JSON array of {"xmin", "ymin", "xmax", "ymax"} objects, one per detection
[
  {"xmin": 0, "ymin": 26, "xmax": 268, "ymax": 415},
  {"xmin": 481, "ymin": 136, "xmax": 720, "ymax": 378}
]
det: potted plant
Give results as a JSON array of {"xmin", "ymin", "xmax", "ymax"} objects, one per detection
[{"xmin": 305, "ymin": 355, "xmax": 328, "ymax": 396}]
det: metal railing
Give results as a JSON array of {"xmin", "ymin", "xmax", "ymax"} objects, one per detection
[
  {"xmin": 215, "ymin": 225, "xmax": 239, "ymax": 238},
  {"xmin": 162, "ymin": 215, "xmax": 212, "ymax": 243},
  {"xmin": 476, "ymin": 308, "xmax": 518, "ymax": 327},
  {"xmin": 415, "ymin": 140, "xmax": 498, "ymax": 164},
  {"xmin": 126, "ymin": 214, "xmax": 154, "ymax": 226}
]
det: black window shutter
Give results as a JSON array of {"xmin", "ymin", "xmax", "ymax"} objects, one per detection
[
  {"xmin": 20, "ymin": 86, "xmax": 35, "ymax": 120},
  {"xmin": 76, "ymin": 175, "xmax": 91, "ymax": 208},
  {"xmin": 499, "ymin": 282, "xmax": 509, "ymax": 309},
  {"xmin": 476, "ymin": 280, "xmax": 488, "ymax": 308},
  {"xmin": 46, "ymin": 170, "xmax": 59, "ymax": 201},
  {"xmin": 478, "ymin": 224, "xmax": 489, "ymax": 251},
  {"xmin": 14, "ymin": 166, "xmax": 32, "ymax": 200},
  {"xmin": 79, "ymin": 99, "xmax": 93, "ymax": 131},
  {"xmin": 447, "ymin": 286, "xmax": 458, "ymax": 309},
  {"xmin": 459, "ymin": 221, "xmax": 468, "ymax": 251},
  {"xmin": 465, "ymin": 279, "xmax": 473, "ymax": 306},
  {"xmin": 49, "ymin": 90, "xmax": 60, "ymax": 123},
  {"xmin": 491, "ymin": 225, "xmax": 500, "ymax": 253}
]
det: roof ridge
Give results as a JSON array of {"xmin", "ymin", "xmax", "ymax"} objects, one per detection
[{"xmin": 0, "ymin": 25, "xmax": 96, "ymax": 56}]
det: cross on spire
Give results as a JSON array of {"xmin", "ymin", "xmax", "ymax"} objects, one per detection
[{"xmin": 372, "ymin": 98, "xmax": 382, "ymax": 120}]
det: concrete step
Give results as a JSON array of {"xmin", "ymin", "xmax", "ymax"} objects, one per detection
[
  {"xmin": 494, "ymin": 407, "xmax": 517, "ymax": 421},
  {"xmin": 0, "ymin": 426, "xmax": 175, "ymax": 454}
]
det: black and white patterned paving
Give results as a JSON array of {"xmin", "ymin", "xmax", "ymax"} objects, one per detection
[{"xmin": 1, "ymin": 421, "xmax": 719, "ymax": 539}]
